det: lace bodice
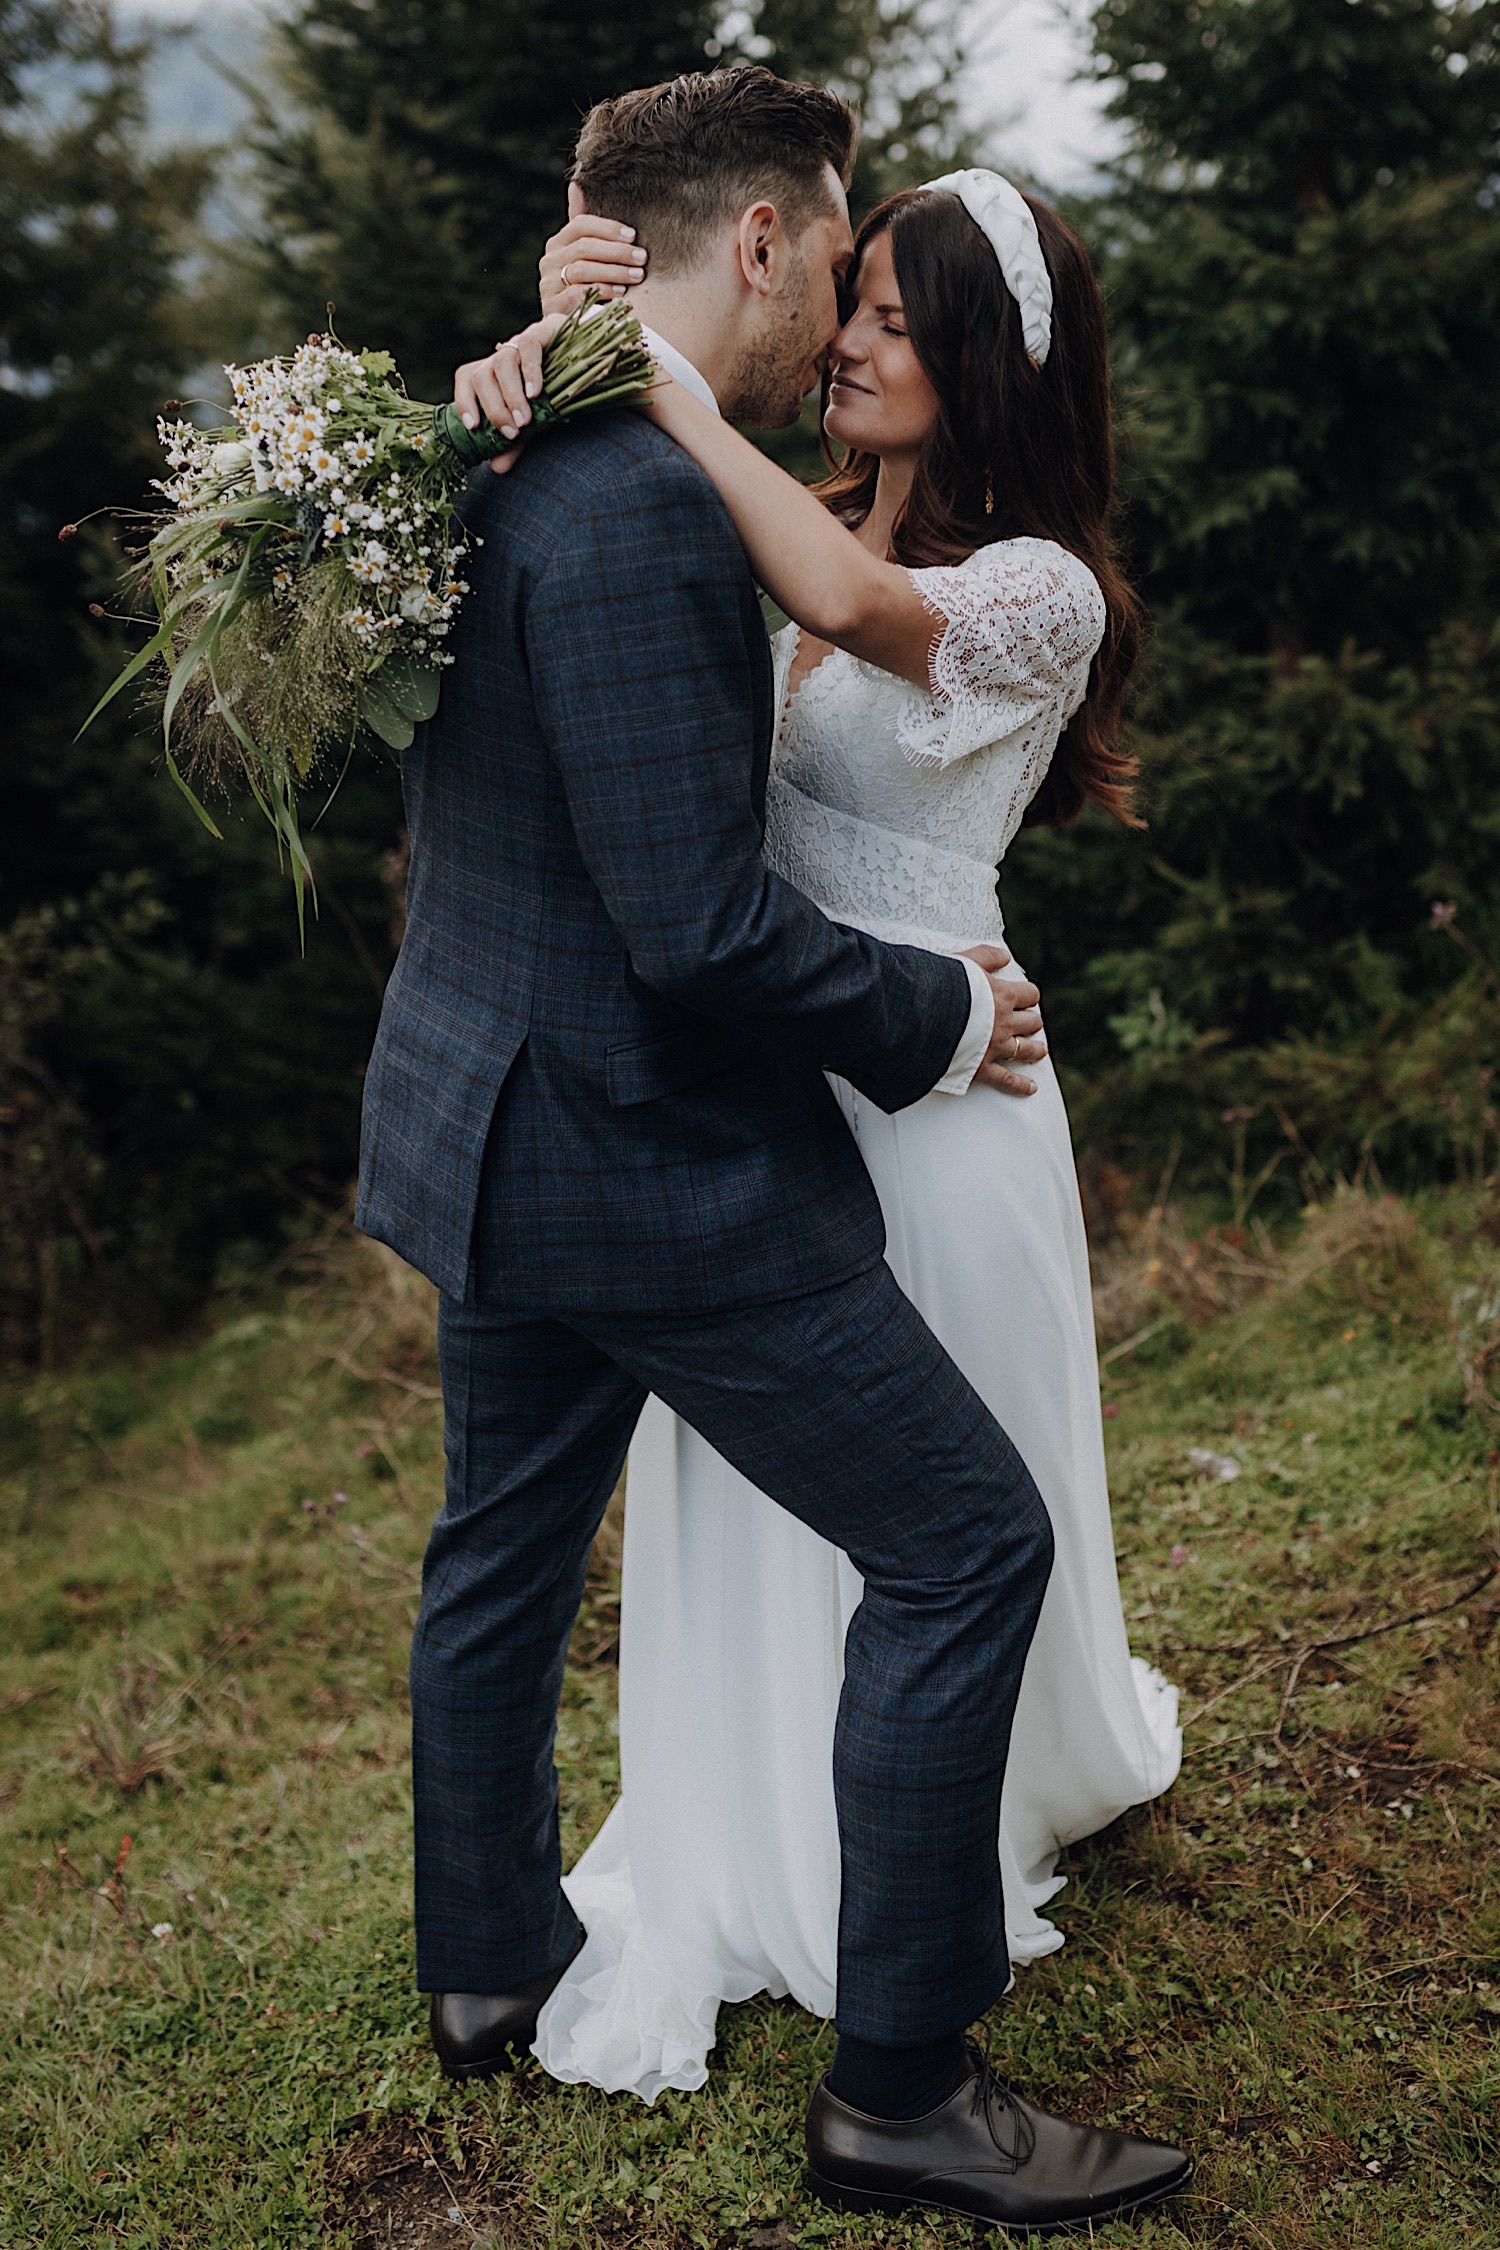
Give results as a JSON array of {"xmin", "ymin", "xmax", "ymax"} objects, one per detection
[{"xmin": 764, "ymin": 537, "xmax": 1105, "ymax": 952}]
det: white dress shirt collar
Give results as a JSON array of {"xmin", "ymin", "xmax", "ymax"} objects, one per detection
[{"xmin": 639, "ymin": 325, "xmax": 721, "ymax": 418}]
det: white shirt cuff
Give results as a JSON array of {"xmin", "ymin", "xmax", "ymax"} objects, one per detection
[{"xmin": 932, "ymin": 955, "xmax": 992, "ymax": 1095}]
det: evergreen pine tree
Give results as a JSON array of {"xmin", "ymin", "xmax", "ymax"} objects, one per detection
[
  {"xmin": 1, "ymin": 0, "xmax": 212, "ymax": 828},
  {"xmin": 1, "ymin": 0, "xmax": 403, "ymax": 1352},
  {"xmin": 1096, "ymin": 0, "xmax": 1500, "ymax": 658},
  {"xmin": 1003, "ymin": 0, "xmax": 1500, "ymax": 1193},
  {"xmin": 248, "ymin": 0, "xmax": 969, "ymax": 395}
]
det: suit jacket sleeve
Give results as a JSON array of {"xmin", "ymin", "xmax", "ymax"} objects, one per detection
[{"xmin": 517, "ymin": 441, "xmax": 972, "ymax": 1113}]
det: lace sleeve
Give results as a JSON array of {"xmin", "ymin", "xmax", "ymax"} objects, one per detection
[{"xmin": 895, "ymin": 538, "xmax": 1107, "ymax": 771}]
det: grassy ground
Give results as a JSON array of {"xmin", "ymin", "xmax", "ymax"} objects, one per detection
[{"xmin": 1, "ymin": 1188, "xmax": 1497, "ymax": 2248}]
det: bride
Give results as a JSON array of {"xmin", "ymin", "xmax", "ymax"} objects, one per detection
[{"xmin": 455, "ymin": 168, "xmax": 1181, "ymax": 2103}]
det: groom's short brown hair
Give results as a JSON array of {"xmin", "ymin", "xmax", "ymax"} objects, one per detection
[{"xmin": 572, "ymin": 66, "xmax": 856, "ymax": 277}]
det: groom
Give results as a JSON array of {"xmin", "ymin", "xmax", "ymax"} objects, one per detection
[{"xmin": 359, "ymin": 65, "xmax": 1189, "ymax": 2233}]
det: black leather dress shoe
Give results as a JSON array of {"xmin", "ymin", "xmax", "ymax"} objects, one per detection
[
  {"xmin": 806, "ymin": 2043, "xmax": 1191, "ymax": 2236},
  {"xmin": 429, "ymin": 1929, "xmax": 587, "ymax": 2082}
]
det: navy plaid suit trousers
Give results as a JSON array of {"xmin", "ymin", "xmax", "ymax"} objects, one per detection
[{"xmin": 415, "ymin": 1257, "xmax": 1053, "ymax": 2045}]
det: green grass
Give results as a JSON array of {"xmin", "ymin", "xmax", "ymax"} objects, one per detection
[{"xmin": 1, "ymin": 1192, "xmax": 1497, "ymax": 2247}]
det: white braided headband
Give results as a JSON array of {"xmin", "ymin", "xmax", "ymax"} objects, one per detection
[{"xmin": 919, "ymin": 168, "xmax": 1053, "ymax": 367}]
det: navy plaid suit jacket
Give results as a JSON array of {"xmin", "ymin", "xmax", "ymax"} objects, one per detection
[{"xmin": 356, "ymin": 412, "xmax": 972, "ymax": 1309}]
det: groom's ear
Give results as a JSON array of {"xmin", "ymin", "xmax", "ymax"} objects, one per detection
[
  {"xmin": 567, "ymin": 181, "xmax": 586, "ymax": 220},
  {"xmin": 735, "ymin": 201, "xmax": 781, "ymax": 298}
]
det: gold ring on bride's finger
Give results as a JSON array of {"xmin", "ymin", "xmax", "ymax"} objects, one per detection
[{"xmin": 561, "ymin": 262, "xmax": 574, "ymax": 289}]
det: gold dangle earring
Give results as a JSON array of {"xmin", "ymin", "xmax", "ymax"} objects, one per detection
[{"xmin": 984, "ymin": 473, "xmax": 995, "ymax": 517}]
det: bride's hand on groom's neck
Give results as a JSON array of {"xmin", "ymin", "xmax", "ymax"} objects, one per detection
[{"xmin": 539, "ymin": 209, "xmax": 648, "ymax": 318}]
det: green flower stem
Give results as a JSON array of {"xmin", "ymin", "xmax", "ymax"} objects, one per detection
[{"xmin": 427, "ymin": 295, "xmax": 656, "ymax": 469}]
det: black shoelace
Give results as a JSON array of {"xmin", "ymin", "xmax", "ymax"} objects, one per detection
[{"xmin": 964, "ymin": 2034, "xmax": 1037, "ymax": 2174}]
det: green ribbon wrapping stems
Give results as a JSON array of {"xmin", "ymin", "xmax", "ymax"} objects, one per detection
[{"xmin": 430, "ymin": 395, "xmax": 564, "ymax": 469}]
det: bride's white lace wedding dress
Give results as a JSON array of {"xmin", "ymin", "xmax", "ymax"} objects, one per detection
[{"xmin": 533, "ymin": 537, "xmax": 1181, "ymax": 2103}]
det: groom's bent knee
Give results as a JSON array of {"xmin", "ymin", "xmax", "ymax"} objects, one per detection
[
  {"xmin": 887, "ymin": 1447, "xmax": 1051, "ymax": 1624},
  {"xmin": 973, "ymin": 1440, "xmax": 1054, "ymax": 1607}
]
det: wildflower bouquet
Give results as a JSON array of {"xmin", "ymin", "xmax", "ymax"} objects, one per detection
[{"xmin": 83, "ymin": 296, "xmax": 655, "ymax": 897}]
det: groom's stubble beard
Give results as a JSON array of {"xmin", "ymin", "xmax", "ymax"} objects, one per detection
[{"xmin": 722, "ymin": 240, "xmax": 830, "ymax": 429}]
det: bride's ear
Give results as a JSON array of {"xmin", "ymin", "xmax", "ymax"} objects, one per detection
[{"xmin": 567, "ymin": 181, "xmax": 587, "ymax": 222}]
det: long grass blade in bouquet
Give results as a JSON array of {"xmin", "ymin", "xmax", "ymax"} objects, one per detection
[{"xmin": 80, "ymin": 295, "xmax": 656, "ymax": 930}]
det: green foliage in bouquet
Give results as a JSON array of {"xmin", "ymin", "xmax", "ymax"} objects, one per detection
[{"xmin": 82, "ymin": 296, "xmax": 655, "ymax": 907}]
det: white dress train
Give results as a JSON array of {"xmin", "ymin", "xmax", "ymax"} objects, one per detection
[{"xmin": 535, "ymin": 538, "xmax": 1182, "ymax": 2104}]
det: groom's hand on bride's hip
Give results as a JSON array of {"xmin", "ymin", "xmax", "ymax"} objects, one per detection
[{"xmin": 962, "ymin": 943, "xmax": 1046, "ymax": 1097}]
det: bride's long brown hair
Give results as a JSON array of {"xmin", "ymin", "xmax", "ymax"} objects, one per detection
[{"xmin": 817, "ymin": 188, "xmax": 1142, "ymax": 828}]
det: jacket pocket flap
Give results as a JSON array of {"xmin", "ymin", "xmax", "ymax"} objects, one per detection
[{"xmin": 606, "ymin": 1030, "xmax": 724, "ymax": 1107}]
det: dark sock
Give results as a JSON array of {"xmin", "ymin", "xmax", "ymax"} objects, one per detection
[{"xmin": 826, "ymin": 2029, "xmax": 970, "ymax": 2121}]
